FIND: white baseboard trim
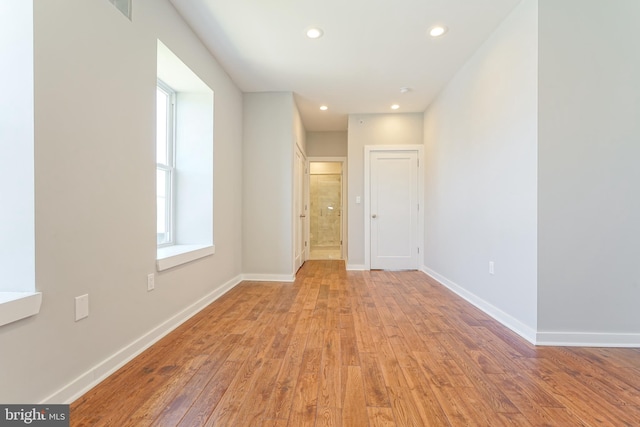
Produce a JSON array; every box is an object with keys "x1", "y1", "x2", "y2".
[
  {"x1": 346, "y1": 264, "x2": 366, "y2": 271},
  {"x1": 421, "y1": 266, "x2": 537, "y2": 344},
  {"x1": 241, "y1": 273, "x2": 295, "y2": 282},
  {"x1": 41, "y1": 274, "x2": 243, "y2": 404},
  {"x1": 422, "y1": 266, "x2": 640, "y2": 348},
  {"x1": 536, "y1": 332, "x2": 640, "y2": 347}
]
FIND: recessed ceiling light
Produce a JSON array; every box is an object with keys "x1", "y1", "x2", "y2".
[
  {"x1": 306, "y1": 28, "x2": 324, "y2": 39},
  {"x1": 391, "y1": 104, "x2": 400, "y2": 110},
  {"x1": 429, "y1": 25, "x2": 448, "y2": 37},
  {"x1": 320, "y1": 105, "x2": 328, "y2": 111}
]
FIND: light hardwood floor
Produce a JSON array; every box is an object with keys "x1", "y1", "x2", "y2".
[{"x1": 71, "y1": 260, "x2": 640, "y2": 426}]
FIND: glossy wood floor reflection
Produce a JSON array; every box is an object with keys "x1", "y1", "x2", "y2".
[{"x1": 71, "y1": 261, "x2": 640, "y2": 426}]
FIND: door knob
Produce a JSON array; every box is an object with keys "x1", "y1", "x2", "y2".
[{"x1": 372, "y1": 214, "x2": 377, "y2": 218}]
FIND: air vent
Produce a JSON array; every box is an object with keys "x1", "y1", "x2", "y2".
[{"x1": 108, "y1": 0, "x2": 131, "y2": 20}]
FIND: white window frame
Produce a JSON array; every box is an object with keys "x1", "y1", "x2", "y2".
[
  {"x1": 155, "y1": 40, "x2": 215, "y2": 271},
  {"x1": 156, "y1": 79, "x2": 176, "y2": 248},
  {"x1": 0, "y1": 0, "x2": 42, "y2": 326}
]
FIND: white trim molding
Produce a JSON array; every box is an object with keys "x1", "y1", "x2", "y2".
[
  {"x1": 422, "y1": 266, "x2": 537, "y2": 344},
  {"x1": 423, "y1": 266, "x2": 640, "y2": 348},
  {"x1": 0, "y1": 292, "x2": 42, "y2": 327},
  {"x1": 157, "y1": 244, "x2": 215, "y2": 271},
  {"x1": 536, "y1": 332, "x2": 640, "y2": 348},
  {"x1": 241, "y1": 274, "x2": 295, "y2": 283},
  {"x1": 346, "y1": 264, "x2": 366, "y2": 271},
  {"x1": 41, "y1": 274, "x2": 242, "y2": 404}
]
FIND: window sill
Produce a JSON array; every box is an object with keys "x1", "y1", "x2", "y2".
[
  {"x1": 0, "y1": 292, "x2": 42, "y2": 327},
  {"x1": 157, "y1": 244, "x2": 215, "y2": 271}
]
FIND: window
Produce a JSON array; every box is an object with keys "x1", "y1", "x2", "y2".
[
  {"x1": 155, "y1": 40, "x2": 215, "y2": 271},
  {"x1": 0, "y1": 0, "x2": 41, "y2": 326},
  {"x1": 156, "y1": 80, "x2": 175, "y2": 247}
]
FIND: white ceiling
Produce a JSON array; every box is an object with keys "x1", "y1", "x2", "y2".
[{"x1": 169, "y1": 0, "x2": 522, "y2": 131}]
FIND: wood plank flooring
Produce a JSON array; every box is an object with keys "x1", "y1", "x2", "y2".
[{"x1": 71, "y1": 260, "x2": 640, "y2": 426}]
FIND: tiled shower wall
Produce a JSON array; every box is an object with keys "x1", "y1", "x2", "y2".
[{"x1": 310, "y1": 174, "x2": 341, "y2": 247}]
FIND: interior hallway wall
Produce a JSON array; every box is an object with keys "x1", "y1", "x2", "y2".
[
  {"x1": 306, "y1": 131, "x2": 347, "y2": 157},
  {"x1": 1, "y1": 0, "x2": 243, "y2": 403},
  {"x1": 422, "y1": 0, "x2": 538, "y2": 337},
  {"x1": 537, "y1": 0, "x2": 640, "y2": 341},
  {"x1": 243, "y1": 92, "x2": 304, "y2": 279}
]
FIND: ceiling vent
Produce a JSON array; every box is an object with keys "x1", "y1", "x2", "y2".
[{"x1": 108, "y1": 0, "x2": 132, "y2": 20}]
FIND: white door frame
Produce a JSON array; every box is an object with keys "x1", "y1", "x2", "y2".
[
  {"x1": 364, "y1": 145, "x2": 424, "y2": 270},
  {"x1": 308, "y1": 157, "x2": 347, "y2": 260}
]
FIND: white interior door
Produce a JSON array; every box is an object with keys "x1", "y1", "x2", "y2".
[
  {"x1": 370, "y1": 150, "x2": 419, "y2": 270},
  {"x1": 294, "y1": 147, "x2": 307, "y2": 272}
]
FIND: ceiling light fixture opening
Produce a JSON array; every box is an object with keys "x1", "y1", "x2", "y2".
[
  {"x1": 391, "y1": 104, "x2": 400, "y2": 110},
  {"x1": 429, "y1": 25, "x2": 448, "y2": 37},
  {"x1": 306, "y1": 28, "x2": 324, "y2": 39},
  {"x1": 320, "y1": 105, "x2": 328, "y2": 111}
]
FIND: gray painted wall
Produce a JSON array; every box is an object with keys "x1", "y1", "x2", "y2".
[
  {"x1": 306, "y1": 131, "x2": 348, "y2": 157},
  {"x1": 538, "y1": 0, "x2": 640, "y2": 335},
  {"x1": 0, "y1": 0, "x2": 243, "y2": 403},
  {"x1": 422, "y1": 0, "x2": 538, "y2": 333},
  {"x1": 242, "y1": 92, "x2": 296, "y2": 277}
]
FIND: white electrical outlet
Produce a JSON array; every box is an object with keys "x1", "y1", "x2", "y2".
[
  {"x1": 147, "y1": 273, "x2": 155, "y2": 291},
  {"x1": 75, "y1": 294, "x2": 89, "y2": 321},
  {"x1": 489, "y1": 261, "x2": 495, "y2": 275}
]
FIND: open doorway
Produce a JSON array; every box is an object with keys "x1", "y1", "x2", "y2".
[{"x1": 309, "y1": 161, "x2": 343, "y2": 260}]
